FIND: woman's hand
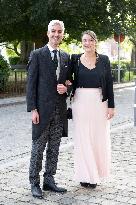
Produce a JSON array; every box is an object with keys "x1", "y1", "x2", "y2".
[
  {"x1": 107, "y1": 108, "x2": 115, "y2": 120},
  {"x1": 32, "y1": 110, "x2": 39, "y2": 124},
  {"x1": 65, "y1": 80, "x2": 72, "y2": 86}
]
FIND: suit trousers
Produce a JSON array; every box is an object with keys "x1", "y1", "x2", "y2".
[{"x1": 29, "y1": 102, "x2": 63, "y2": 185}]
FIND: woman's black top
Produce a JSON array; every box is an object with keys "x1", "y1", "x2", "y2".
[
  {"x1": 69, "y1": 53, "x2": 115, "y2": 108},
  {"x1": 77, "y1": 62, "x2": 101, "y2": 88}
]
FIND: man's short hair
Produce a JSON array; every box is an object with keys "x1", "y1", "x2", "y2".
[{"x1": 48, "y1": 20, "x2": 65, "y2": 33}]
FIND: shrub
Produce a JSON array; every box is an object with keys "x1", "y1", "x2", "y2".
[
  {"x1": 9, "y1": 56, "x2": 20, "y2": 65},
  {"x1": 111, "y1": 60, "x2": 130, "y2": 82},
  {"x1": 0, "y1": 55, "x2": 10, "y2": 92},
  {"x1": 124, "y1": 71, "x2": 135, "y2": 82}
]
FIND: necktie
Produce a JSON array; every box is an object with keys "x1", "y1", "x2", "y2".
[{"x1": 52, "y1": 50, "x2": 58, "y2": 69}]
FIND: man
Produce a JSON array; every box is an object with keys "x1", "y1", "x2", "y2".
[{"x1": 26, "y1": 20, "x2": 70, "y2": 199}]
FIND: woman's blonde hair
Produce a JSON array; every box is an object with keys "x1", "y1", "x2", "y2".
[{"x1": 81, "y1": 30, "x2": 98, "y2": 42}]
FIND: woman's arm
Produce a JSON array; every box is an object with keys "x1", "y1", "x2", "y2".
[{"x1": 105, "y1": 56, "x2": 115, "y2": 108}]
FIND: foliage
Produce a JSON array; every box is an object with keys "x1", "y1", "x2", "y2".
[
  {"x1": 112, "y1": 60, "x2": 130, "y2": 69},
  {"x1": 111, "y1": 60, "x2": 131, "y2": 82},
  {"x1": 123, "y1": 71, "x2": 136, "y2": 82},
  {"x1": 0, "y1": 0, "x2": 135, "y2": 66},
  {"x1": 6, "y1": 48, "x2": 18, "y2": 58},
  {"x1": 0, "y1": 55, "x2": 10, "y2": 91},
  {"x1": 125, "y1": 0, "x2": 136, "y2": 41},
  {"x1": 60, "y1": 40, "x2": 82, "y2": 54},
  {"x1": 3, "y1": 41, "x2": 21, "y2": 57},
  {"x1": 8, "y1": 56, "x2": 20, "y2": 65},
  {"x1": 0, "y1": 0, "x2": 135, "y2": 44}
]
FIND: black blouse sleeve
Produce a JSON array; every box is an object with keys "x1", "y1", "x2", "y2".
[
  {"x1": 67, "y1": 54, "x2": 80, "y2": 97},
  {"x1": 105, "y1": 56, "x2": 115, "y2": 108},
  {"x1": 67, "y1": 54, "x2": 77, "y2": 82}
]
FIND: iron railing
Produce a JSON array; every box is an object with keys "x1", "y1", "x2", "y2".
[
  {"x1": 111, "y1": 67, "x2": 136, "y2": 82},
  {"x1": 0, "y1": 69, "x2": 27, "y2": 98},
  {"x1": 0, "y1": 66, "x2": 136, "y2": 98}
]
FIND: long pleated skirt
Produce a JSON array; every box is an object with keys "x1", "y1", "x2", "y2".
[{"x1": 72, "y1": 88, "x2": 111, "y2": 184}]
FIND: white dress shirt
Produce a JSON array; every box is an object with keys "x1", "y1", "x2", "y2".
[{"x1": 47, "y1": 44, "x2": 60, "y2": 80}]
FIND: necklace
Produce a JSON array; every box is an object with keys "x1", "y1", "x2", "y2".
[{"x1": 83, "y1": 54, "x2": 96, "y2": 68}]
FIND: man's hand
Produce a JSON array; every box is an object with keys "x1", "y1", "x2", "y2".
[
  {"x1": 107, "y1": 108, "x2": 115, "y2": 120},
  {"x1": 32, "y1": 110, "x2": 39, "y2": 124},
  {"x1": 57, "y1": 84, "x2": 67, "y2": 94}
]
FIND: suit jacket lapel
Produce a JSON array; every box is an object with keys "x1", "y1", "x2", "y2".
[
  {"x1": 59, "y1": 50, "x2": 66, "y2": 66},
  {"x1": 41, "y1": 45, "x2": 51, "y2": 60},
  {"x1": 41, "y1": 46, "x2": 67, "y2": 83},
  {"x1": 58, "y1": 50, "x2": 67, "y2": 83},
  {"x1": 41, "y1": 45, "x2": 57, "y2": 81}
]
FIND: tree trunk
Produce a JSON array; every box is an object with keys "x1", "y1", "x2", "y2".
[
  {"x1": 134, "y1": 44, "x2": 136, "y2": 68},
  {"x1": 19, "y1": 41, "x2": 35, "y2": 64},
  {"x1": 131, "y1": 45, "x2": 136, "y2": 68},
  {"x1": 34, "y1": 34, "x2": 48, "y2": 49},
  {"x1": 19, "y1": 35, "x2": 48, "y2": 64}
]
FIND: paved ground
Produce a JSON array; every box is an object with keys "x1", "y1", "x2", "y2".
[{"x1": 0, "y1": 84, "x2": 136, "y2": 205}]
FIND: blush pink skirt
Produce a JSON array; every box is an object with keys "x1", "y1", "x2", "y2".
[{"x1": 72, "y1": 88, "x2": 111, "y2": 184}]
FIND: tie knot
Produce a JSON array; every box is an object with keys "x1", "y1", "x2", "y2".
[{"x1": 52, "y1": 50, "x2": 57, "y2": 54}]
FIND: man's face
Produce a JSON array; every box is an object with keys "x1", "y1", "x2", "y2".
[{"x1": 47, "y1": 24, "x2": 64, "y2": 48}]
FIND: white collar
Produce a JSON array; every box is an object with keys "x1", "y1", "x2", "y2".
[{"x1": 47, "y1": 44, "x2": 59, "y2": 52}]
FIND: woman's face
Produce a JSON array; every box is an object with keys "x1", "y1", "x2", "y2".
[{"x1": 82, "y1": 34, "x2": 96, "y2": 52}]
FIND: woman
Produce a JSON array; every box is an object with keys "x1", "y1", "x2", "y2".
[{"x1": 68, "y1": 30, "x2": 115, "y2": 188}]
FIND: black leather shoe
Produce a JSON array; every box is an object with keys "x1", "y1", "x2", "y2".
[
  {"x1": 80, "y1": 182, "x2": 89, "y2": 187},
  {"x1": 89, "y1": 183, "x2": 97, "y2": 188},
  {"x1": 31, "y1": 184, "x2": 43, "y2": 199},
  {"x1": 43, "y1": 182, "x2": 67, "y2": 193}
]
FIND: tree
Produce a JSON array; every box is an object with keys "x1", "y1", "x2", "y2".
[
  {"x1": 0, "y1": 55, "x2": 10, "y2": 92},
  {"x1": 0, "y1": 0, "x2": 135, "y2": 62},
  {"x1": 1, "y1": 41, "x2": 20, "y2": 56},
  {"x1": 1, "y1": 0, "x2": 135, "y2": 42},
  {"x1": 126, "y1": 0, "x2": 136, "y2": 67}
]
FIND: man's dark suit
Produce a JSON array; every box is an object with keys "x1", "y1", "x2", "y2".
[
  {"x1": 27, "y1": 45, "x2": 69, "y2": 140},
  {"x1": 26, "y1": 45, "x2": 69, "y2": 186}
]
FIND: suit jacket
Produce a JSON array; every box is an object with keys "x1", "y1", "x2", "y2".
[
  {"x1": 69, "y1": 53, "x2": 115, "y2": 108},
  {"x1": 26, "y1": 45, "x2": 70, "y2": 141}
]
